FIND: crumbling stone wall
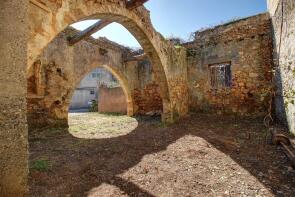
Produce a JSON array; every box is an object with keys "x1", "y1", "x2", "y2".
[
  {"x1": 28, "y1": 0, "x2": 189, "y2": 122},
  {"x1": 268, "y1": 0, "x2": 295, "y2": 134},
  {"x1": 133, "y1": 82, "x2": 163, "y2": 115},
  {"x1": 124, "y1": 49, "x2": 189, "y2": 118},
  {"x1": 0, "y1": 0, "x2": 28, "y2": 196},
  {"x1": 125, "y1": 59, "x2": 163, "y2": 115},
  {"x1": 185, "y1": 13, "x2": 273, "y2": 116}
]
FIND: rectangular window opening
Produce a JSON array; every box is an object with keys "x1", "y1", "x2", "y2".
[{"x1": 209, "y1": 62, "x2": 232, "y2": 90}]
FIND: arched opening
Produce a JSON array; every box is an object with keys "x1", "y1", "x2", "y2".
[
  {"x1": 68, "y1": 66, "x2": 138, "y2": 139},
  {"x1": 26, "y1": 21, "x2": 167, "y2": 129},
  {"x1": 26, "y1": 2, "x2": 187, "y2": 195},
  {"x1": 28, "y1": 1, "x2": 174, "y2": 123},
  {"x1": 27, "y1": 19, "x2": 171, "y2": 128},
  {"x1": 68, "y1": 63, "x2": 135, "y2": 117},
  {"x1": 27, "y1": 15, "x2": 167, "y2": 192}
]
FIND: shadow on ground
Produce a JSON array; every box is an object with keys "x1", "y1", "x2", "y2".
[{"x1": 29, "y1": 114, "x2": 295, "y2": 196}]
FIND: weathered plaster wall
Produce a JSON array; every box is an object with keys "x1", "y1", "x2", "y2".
[
  {"x1": 268, "y1": 0, "x2": 295, "y2": 134},
  {"x1": 185, "y1": 13, "x2": 273, "y2": 116},
  {"x1": 98, "y1": 86, "x2": 127, "y2": 114},
  {"x1": 0, "y1": 0, "x2": 28, "y2": 196}
]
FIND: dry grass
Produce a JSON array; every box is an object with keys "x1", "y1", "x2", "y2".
[{"x1": 68, "y1": 112, "x2": 138, "y2": 139}]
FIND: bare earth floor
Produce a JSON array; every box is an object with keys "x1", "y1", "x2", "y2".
[{"x1": 29, "y1": 113, "x2": 295, "y2": 197}]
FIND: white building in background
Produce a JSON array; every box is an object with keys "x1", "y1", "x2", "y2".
[{"x1": 69, "y1": 68, "x2": 118, "y2": 109}]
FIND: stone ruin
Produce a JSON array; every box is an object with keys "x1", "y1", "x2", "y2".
[
  {"x1": 0, "y1": 0, "x2": 294, "y2": 195},
  {"x1": 27, "y1": 27, "x2": 165, "y2": 128}
]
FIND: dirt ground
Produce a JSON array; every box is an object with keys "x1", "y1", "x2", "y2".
[{"x1": 29, "y1": 113, "x2": 295, "y2": 197}]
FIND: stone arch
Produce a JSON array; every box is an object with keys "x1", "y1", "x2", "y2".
[
  {"x1": 28, "y1": 0, "x2": 176, "y2": 122},
  {"x1": 69, "y1": 62, "x2": 134, "y2": 116},
  {"x1": 27, "y1": 26, "x2": 139, "y2": 128}
]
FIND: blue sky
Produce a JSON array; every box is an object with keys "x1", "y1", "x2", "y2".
[{"x1": 71, "y1": 0, "x2": 267, "y2": 48}]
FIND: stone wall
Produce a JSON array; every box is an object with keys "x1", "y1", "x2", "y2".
[
  {"x1": 124, "y1": 53, "x2": 188, "y2": 117},
  {"x1": 268, "y1": 0, "x2": 295, "y2": 134},
  {"x1": 185, "y1": 13, "x2": 273, "y2": 116},
  {"x1": 98, "y1": 86, "x2": 127, "y2": 114},
  {"x1": 0, "y1": 0, "x2": 28, "y2": 195},
  {"x1": 125, "y1": 59, "x2": 163, "y2": 115},
  {"x1": 133, "y1": 82, "x2": 162, "y2": 115}
]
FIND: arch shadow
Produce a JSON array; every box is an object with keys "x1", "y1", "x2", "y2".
[{"x1": 29, "y1": 114, "x2": 295, "y2": 196}]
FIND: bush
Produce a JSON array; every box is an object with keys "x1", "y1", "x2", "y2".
[{"x1": 89, "y1": 100, "x2": 98, "y2": 112}]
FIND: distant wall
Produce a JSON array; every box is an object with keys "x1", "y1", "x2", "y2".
[
  {"x1": 70, "y1": 88, "x2": 97, "y2": 109},
  {"x1": 185, "y1": 13, "x2": 273, "y2": 116},
  {"x1": 70, "y1": 67, "x2": 118, "y2": 109},
  {"x1": 268, "y1": 0, "x2": 295, "y2": 134},
  {"x1": 98, "y1": 86, "x2": 127, "y2": 114}
]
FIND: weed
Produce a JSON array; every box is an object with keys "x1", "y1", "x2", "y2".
[{"x1": 31, "y1": 159, "x2": 50, "y2": 172}]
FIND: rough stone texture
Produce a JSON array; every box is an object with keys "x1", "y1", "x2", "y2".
[
  {"x1": 168, "y1": 47, "x2": 190, "y2": 118},
  {"x1": 125, "y1": 59, "x2": 163, "y2": 115},
  {"x1": 27, "y1": 28, "x2": 134, "y2": 128},
  {"x1": 185, "y1": 13, "x2": 273, "y2": 116},
  {"x1": 2, "y1": 1, "x2": 292, "y2": 195},
  {"x1": 98, "y1": 86, "x2": 127, "y2": 114},
  {"x1": 133, "y1": 82, "x2": 162, "y2": 115},
  {"x1": 125, "y1": 47, "x2": 189, "y2": 118},
  {"x1": 268, "y1": 0, "x2": 295, "y2": 134},
  {"x1": 0, "y1": 0, "x2": 28, "y2": 196},
  {"x1": 28, "y1": 0, "x2": 189, "y2": 123}
]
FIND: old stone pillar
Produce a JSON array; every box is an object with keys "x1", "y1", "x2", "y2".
[{"x1": 0, "y1": 0, "x2": 28, "y2": 196}]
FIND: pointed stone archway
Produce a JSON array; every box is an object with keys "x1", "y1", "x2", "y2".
[
  {"x1": 68, "y1": 62, "x2": 135, "y2": 122},
  {"x1": 27, "y1": 27, "x2": 136, "y2": 128},
  {"x1": 28, "y1": 0, "x2": 183, "y2": 122},
  {"x1": 0, "y1": 1, "x2": 189, "y2": 195}
]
